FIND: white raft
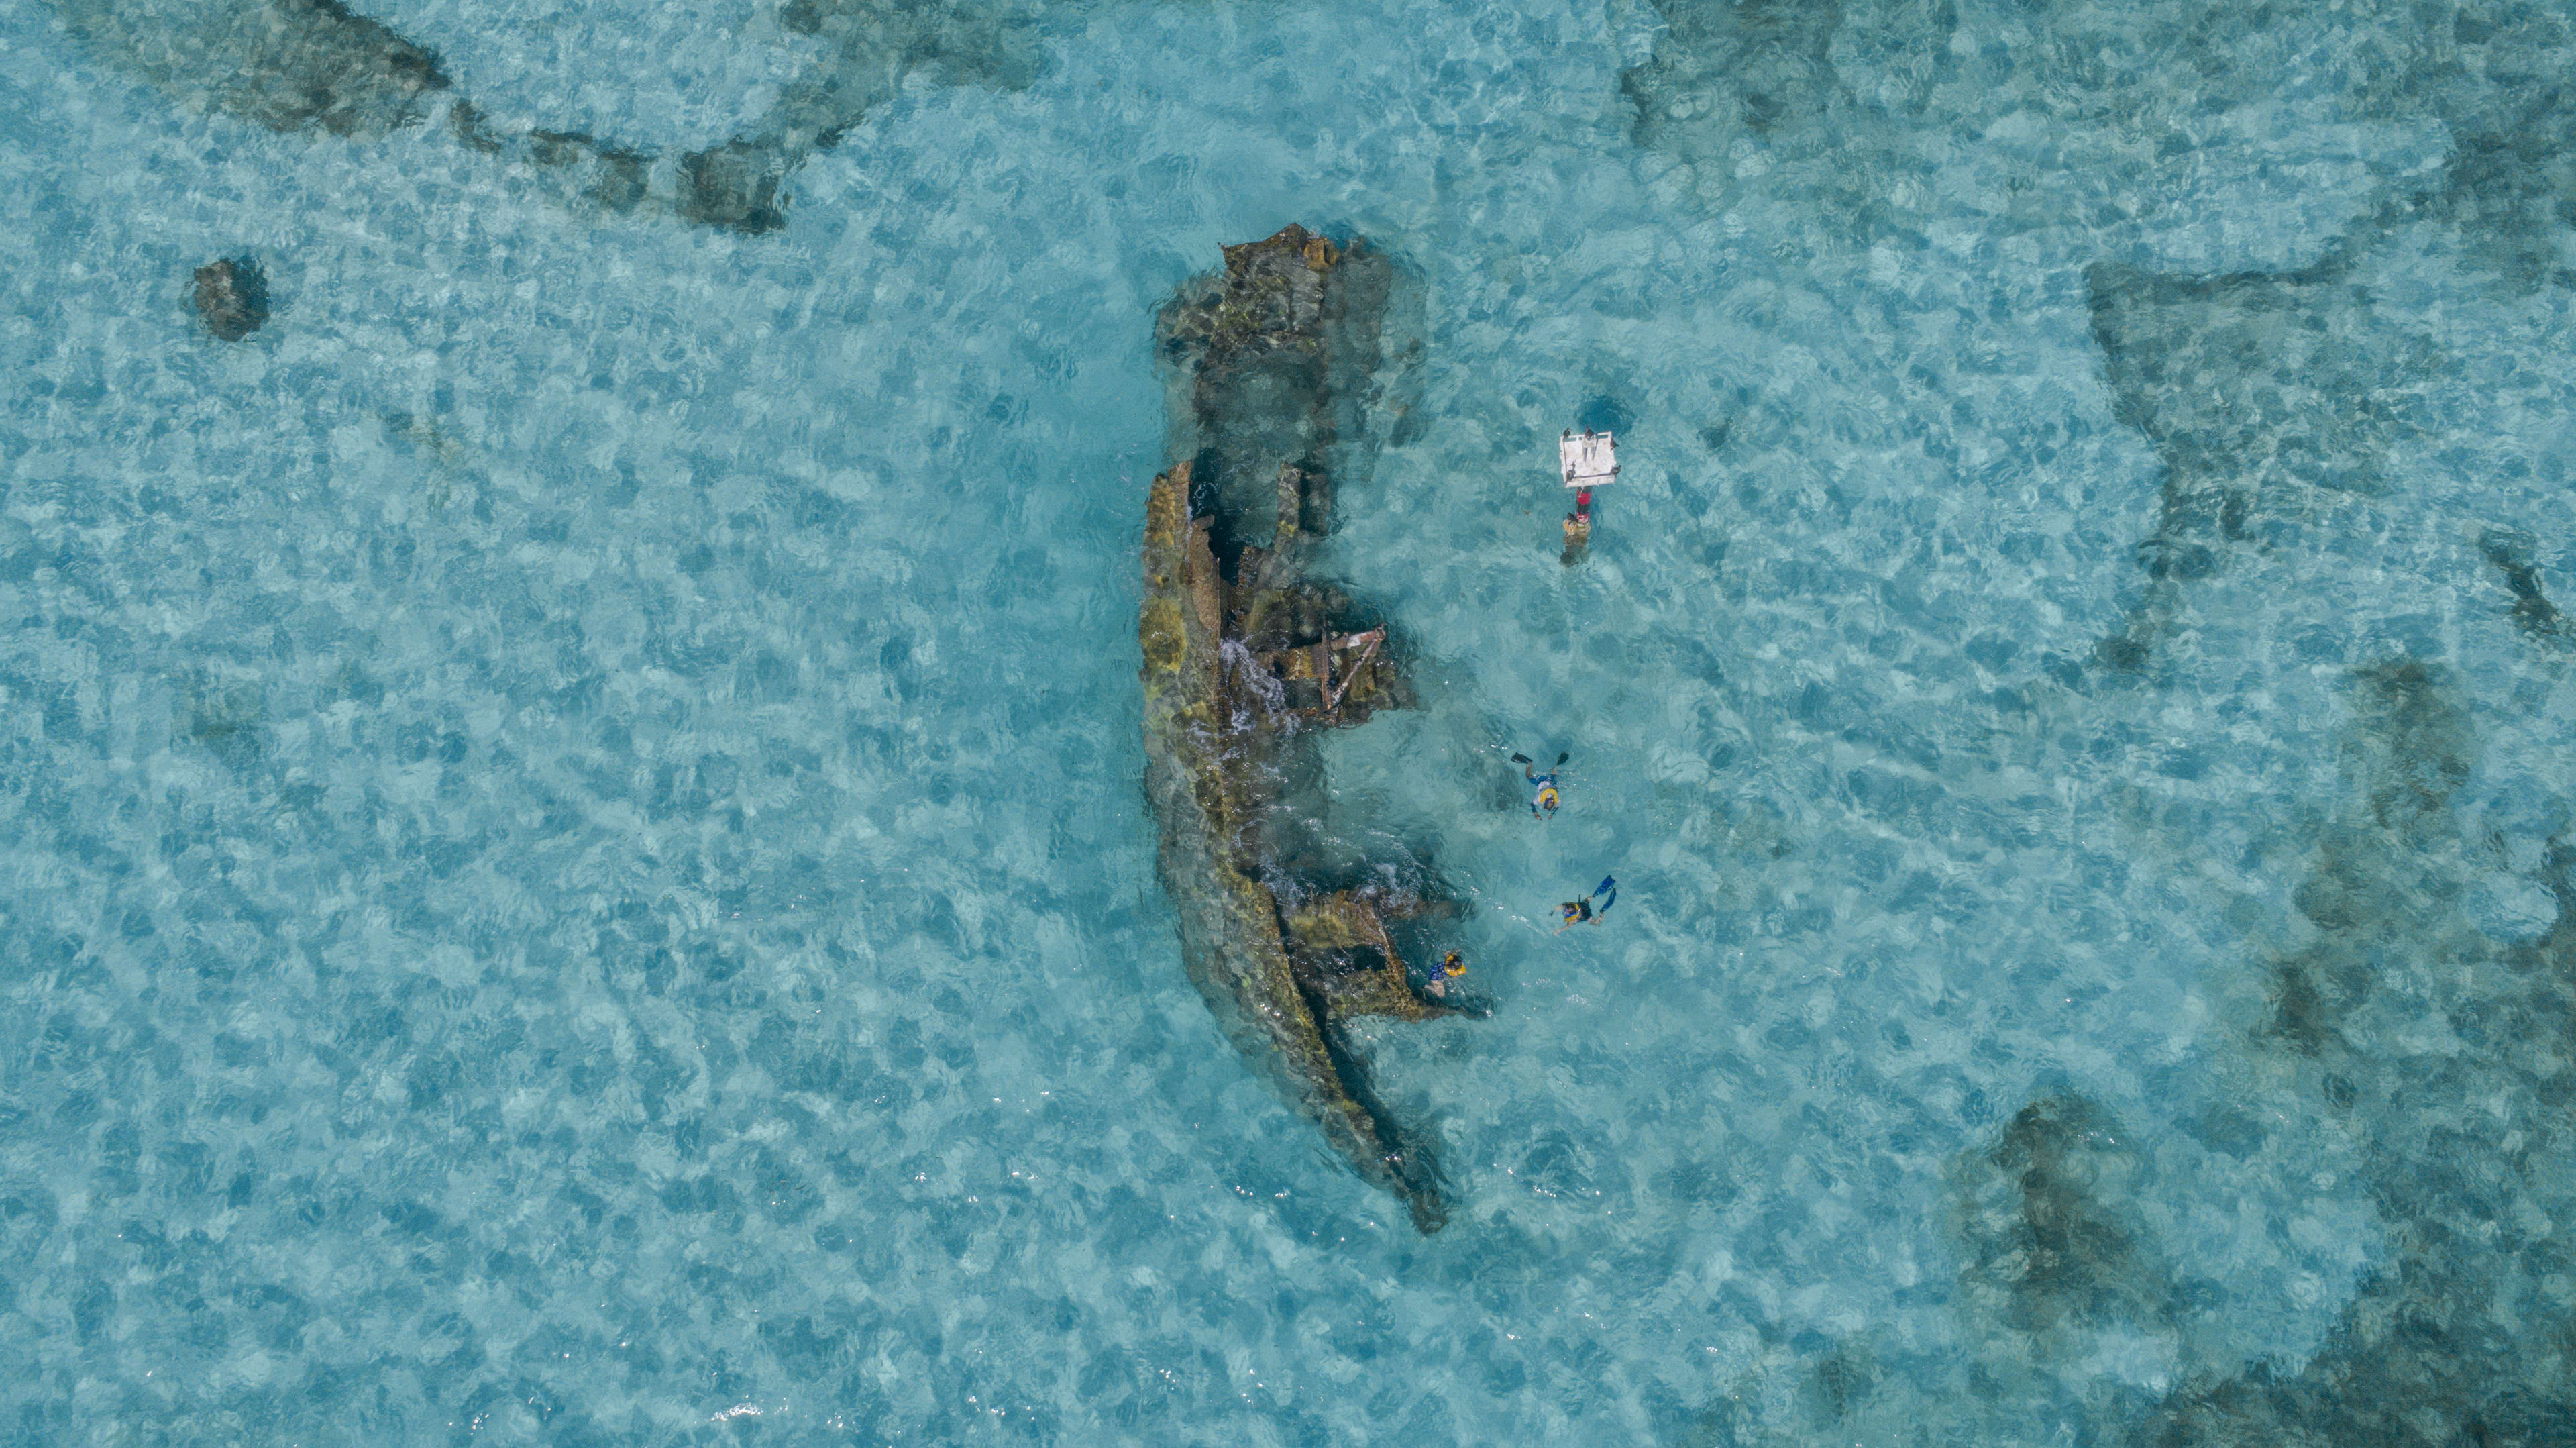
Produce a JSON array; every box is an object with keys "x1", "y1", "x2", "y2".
[{"x1": 1559, "y1": 428, "x2": 1619, "y2": 488}]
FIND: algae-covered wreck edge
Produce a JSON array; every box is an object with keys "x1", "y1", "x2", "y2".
[{"x1": 1138, "y1": 226, "x2": 1465, "y2": 1234}]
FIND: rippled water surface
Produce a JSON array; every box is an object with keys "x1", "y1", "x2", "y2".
[{"x1": 7, "y1": 0, "x2": 2576, "y2": 1441}]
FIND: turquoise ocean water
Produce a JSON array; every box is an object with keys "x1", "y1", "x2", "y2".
[{"x1": 7, "y1": 0, "x2": 2576, "y2": 1441}]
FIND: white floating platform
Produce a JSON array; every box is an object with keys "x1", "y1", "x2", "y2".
[{"x1": 1560, "y1": 429, "x2": 1618, "y2": 488}]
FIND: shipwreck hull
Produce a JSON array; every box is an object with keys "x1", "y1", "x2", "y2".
[{"x1": 1138, "y1": 226, "x2": 1458, "y2": 1233}]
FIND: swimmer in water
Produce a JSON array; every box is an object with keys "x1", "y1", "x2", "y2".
[
  {"x1": 1513, "y1": 751, "x2": 1570, "y2": 819},
  {"x1": 1554, "y1": 876, "x2": 1617, "y2": 934},
  {"x1": 1425, "y1": 950, "x2": 1467, "y2": 998}
]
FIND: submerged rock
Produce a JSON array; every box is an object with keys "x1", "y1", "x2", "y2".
[
  {"x1": 191, "y1": 258, "x2": 269, "y2": 341},
  {"x1": 1140, "y1": 225, "x2": 1463, "y2": 1232}
]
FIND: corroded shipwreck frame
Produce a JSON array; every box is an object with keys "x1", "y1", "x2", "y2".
[{"x1": 1139, "y1": 225, "x2": 1462, "y2": 1233}]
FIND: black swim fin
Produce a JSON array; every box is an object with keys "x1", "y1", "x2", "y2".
[
  {"x1": 1556, "y1": 752, "x2": 1569, "y2": 766},
  {"x1": 1511, "y1": 753, "x2": 1532, "y2": 765}
]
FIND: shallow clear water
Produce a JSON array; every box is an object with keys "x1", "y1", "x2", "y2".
[{"x1": 7, "y1": 0, "x2": 2576, "y2": 1441}]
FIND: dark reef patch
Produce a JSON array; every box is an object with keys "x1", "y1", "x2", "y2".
[
  {"x1": 50, "y1": 0, "x2": 1045, "y2": 233},
  {"x1": 1613, "y1": 0, "x2": 1960, "y2": 247},
  {"x1": 448, "y1": 102, "x2": 654, "y2": 217},
  {"x1": 675, "y1": 0, "x2": 1044, "y2": 235},
  {"x1": 52, "y1": 0, "x2": 448, "y2": 140},
  {"x1": 677, "y1": 140, "x2": 794, "y2": 236},
  {"x1": 1625, "y1": 1, "x2": 2576, "y2": 678},
  {"x1": 2263, "y1": 661, "x2": 2470, "y2": 1055},
  {"x1": 191, "y1": 258, "x2": 270, "y2": 341},
  {"x1": 2083, "y1": 262, "x2": 2432, "y2": 672},
  {"x1": 1617, "y1": 0, "x2": 2330, "y2": 245},
  {"x1": 2477, "y1": 529, "x2": 2574, "y2": 649},
  {"x1": 1623, "y1": 0, "x2": 2576, "y2": 278},
  {"x1": 1620, "y1": 0, "x2": 1845, "y2": 178},
  {"x1": 2131, "y1": 660, "x2": 2576, "y2": 1447},
  {"x1": 1811, "y1": 1336, "x2": 1881, "y2": 1423},
  {"x1": 1951, "y1": 1094, "x2": 2171, "y2": 1341},
  {"x1": 2070, "y1": 2, "x2": 2576, "y2": 669},
  {"x1": 179, "y1": 676, "x2": 267, "y2": 776},
  {"x1": 2351, "y1": 4, "x2": 2576, "y2": 296}
]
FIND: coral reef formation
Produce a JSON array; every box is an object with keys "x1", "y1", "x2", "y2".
[{"x1": 1138, "y1": 225, "x2": 1461, "y2": 1232}]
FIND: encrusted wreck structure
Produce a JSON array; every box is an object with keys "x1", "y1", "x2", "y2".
[{"x1": 1139, "y1": 225, "x2": 1464, "y2": 1233}]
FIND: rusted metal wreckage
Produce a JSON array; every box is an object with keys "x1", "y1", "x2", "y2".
[{"x1": 1138, "y1": 225, "x2": 1465, "y2": 1233}]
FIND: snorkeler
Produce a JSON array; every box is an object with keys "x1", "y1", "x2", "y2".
[
  {"x1": 1425, "y1": 951, "x2": 1467, "y2": 998},
  {"x1": 1554, "y1": 876, "x2": 1617, "y2": 933},
  {"x1": 1513, "y1": 751, "x2": 1569, "y2": 818}
]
